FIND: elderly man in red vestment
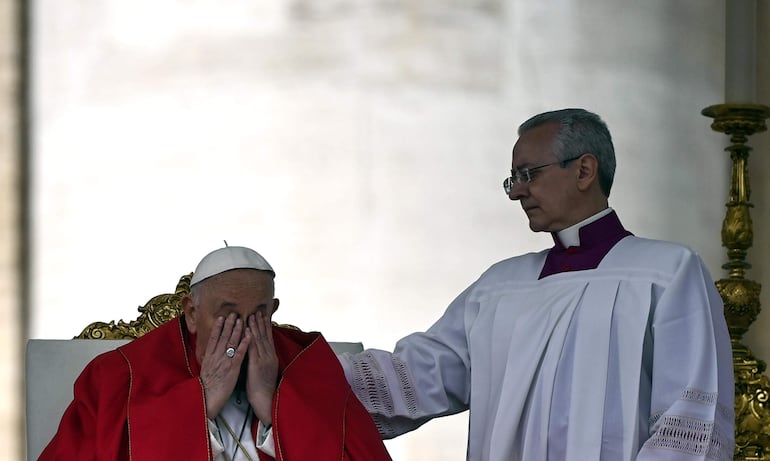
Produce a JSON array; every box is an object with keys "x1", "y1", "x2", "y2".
[{"x1": 40, "y1": 245, "x2": 391, "y2": 461}]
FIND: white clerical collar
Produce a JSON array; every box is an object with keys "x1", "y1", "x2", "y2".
[{"x1": 556, "y1": 207, "x2": 613, "y2": 248}]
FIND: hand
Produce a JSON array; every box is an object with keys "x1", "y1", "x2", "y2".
[
  {"x1": 199, "y1": 313, "x2": 250, "y2": 419},
  {"x1": 246, "y1": 312, "x2": 279, "y2": 426}
]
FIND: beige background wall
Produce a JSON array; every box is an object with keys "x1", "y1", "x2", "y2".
[
  {"x1": 0, "y1": 0, "x2": 21, "y2": 459},
  {"x1": 1, "y1": 1, "x2": 770, "y2": 460}
]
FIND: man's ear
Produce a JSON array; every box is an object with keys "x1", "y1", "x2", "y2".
[
  {"x1": 272, "y1": 298, "x2": 280, "y2": 315},
  {"x1": 182, "y1": 295, "x2": 198, "y2": 334},
  {"x1": 576, "y1": 153, "x2": 599, "y2": 192}
]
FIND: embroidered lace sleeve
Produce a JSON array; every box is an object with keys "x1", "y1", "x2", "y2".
[
  {"x1": 339, "y1": 284, "x2": 474, "y2": 439},
  {"x1": 636, "y1": 252, "x2": 734, "y2": 460}
]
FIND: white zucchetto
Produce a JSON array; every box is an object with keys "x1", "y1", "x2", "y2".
[{"x1": 190, "y1": 246, "x2": 275, "y2": 286}]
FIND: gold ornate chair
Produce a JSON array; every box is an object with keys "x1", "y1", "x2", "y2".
[
  {"x1": 74, "y1": 273, "x2": 194, "y2": 340},
  {"x1": 25, "y1": 273, "x2": 363, "y2": 461}
]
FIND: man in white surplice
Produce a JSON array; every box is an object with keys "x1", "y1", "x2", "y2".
[{"x1": 338, "y1": 108, "x2": 734, "y2": 460}]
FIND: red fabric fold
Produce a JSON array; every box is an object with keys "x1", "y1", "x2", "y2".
[{"x1": 39, "y1": 317, "x2": 390, "y2": 461}]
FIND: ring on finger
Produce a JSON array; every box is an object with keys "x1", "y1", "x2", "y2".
[{"x1": 225, "y1": 347, "x2": 236, "y2": 358}]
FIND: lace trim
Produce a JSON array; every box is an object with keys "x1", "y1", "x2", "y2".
[
  {"x1": 706, "y1": 426, "x2": 732, "y2": 461},
  {"x1": 348, "y1": 352, "x2": 394, "y2": 417},
  {"x1": 681, "y1": 388, "x2": 718, "y2": 406},
  {"x1": 348, "y1": 351, "x2": 423, "y2": 437},
  {"x1": 646, "y1": 415, "x2": 730, "y2": 461},
  {"x1": 649, "y1": 387, "x2": 719, "y2": 426},
  {"x1": 649, "y1": 410, "x2": 664, "y2": 427},
  {"x1": 391, "y1": 355, "x2": 419, "y2": 417}
]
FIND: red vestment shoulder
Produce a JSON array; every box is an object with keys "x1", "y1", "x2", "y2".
[
  {"x1": 268, "y1": 327, "x2": 391, "y2": 461},
  {"x1": 40, "y1": 318, "x2": 390, "y2": 461},
  {"x1": 39, "y1": 318, "x2": 209, "y2": 461}
]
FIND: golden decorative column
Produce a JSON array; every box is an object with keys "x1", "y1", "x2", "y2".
[{"x1": 702, "y1": 103, "x2": 770, "y2": 461}]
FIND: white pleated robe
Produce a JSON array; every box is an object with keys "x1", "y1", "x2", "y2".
[{"x1": 340, "y1": 236, "x2": 734, "y2": 461}]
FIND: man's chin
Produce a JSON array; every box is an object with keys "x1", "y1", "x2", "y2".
[
  {"x1": 524, "y1": 208, "x2": 546, "y2": 232},
  {"x1": 528, "y1": 220, "x2": 546, "y2": 232}
]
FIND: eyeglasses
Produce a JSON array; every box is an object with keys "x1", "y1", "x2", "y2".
[{"x1": 503, "y1": 156, "x2": 582, "y2": 195}]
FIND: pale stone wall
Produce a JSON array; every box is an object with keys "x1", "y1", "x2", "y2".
[
  {"x1": 4, "y1": 1, "x2": 769, "y2": 460},
  {"x1": 0, "y1": 0, "x2": 21, "y2": 458},
  {"x1": 24, "y1": 2, "x2": 729, "y2": 459}
]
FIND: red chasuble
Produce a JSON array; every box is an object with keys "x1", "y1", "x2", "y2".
[{"x1": 39, "y1": 317, "x2": 391, "y2": 461}]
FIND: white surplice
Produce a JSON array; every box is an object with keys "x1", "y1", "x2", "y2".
[{"x1": 340, "y1": 236, "x2": 734, "y2": 461}]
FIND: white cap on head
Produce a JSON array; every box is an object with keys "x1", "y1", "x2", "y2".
[{"x1": 190, "y1": 246, "x2": 275, "y2": 286}]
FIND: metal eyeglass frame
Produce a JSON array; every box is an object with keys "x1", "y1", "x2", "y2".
[{"x1": 503, "y1": 156, "x2": 582, "y2": 195}]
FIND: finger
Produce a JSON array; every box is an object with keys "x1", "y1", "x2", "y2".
[
  {"x1": 261, "y1": 311, "x2": 274, "y2": 344},
  {"x1": 247, "y1": 314, "x2": 260, "y2": 357},
  {"x1": 204, "y1": 316, "x2": 225, "y2": 357},
  {"x1": 220, "y1": 313, "x2": 245, "y2": 360},
  {"x1": 250, "y1": 311, "x2": 266, "y2": 342},
  {"x1": 241, "y1": 326, "x2": 252, "y2": 351},
  {"x1": 228, "y1": 316, "x2": 244, "y2": 349},
  {"x1": 242, "y1": 326, "x2": 257, "y2": 364},
  {"x1": 221, "y1": 316, "x2": 251, "y2": 362},
  {"x1": 233, "y1": 318, "x2": 250, "y2": 357},
  {"x1": 257, "y1": 312, "x2": 273, "y2": 346},
  {"x1": 225, "y1": 327, "x2": 251, "y2": 369},
  {"x1": 253, "y1": 312, "x2": 274, "y2": 357},
  {"x1": 219, "y1": 312, "x2": 238, "y2": 350}
]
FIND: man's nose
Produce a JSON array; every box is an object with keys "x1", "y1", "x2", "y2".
[{"x1": 508, "y1": 182, "x2": 528, "y2": 201}]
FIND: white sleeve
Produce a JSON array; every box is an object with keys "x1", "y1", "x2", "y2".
[
  {"x1": 255, "y1": 421, "x2": 276, "y2": 458},
  {"x1": 207, "y1": 419, "x2": 226, "y2": 460},
  {"x1": 339, "y1": 283, "x2": 475, "y2": 438},
  {"x1": 636, "y1": 253, "x2": 734, "y2": 460}
]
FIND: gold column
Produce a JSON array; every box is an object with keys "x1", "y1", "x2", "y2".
[{"x1": 702, "y1": 103, "x2": 770, "y2": 460}]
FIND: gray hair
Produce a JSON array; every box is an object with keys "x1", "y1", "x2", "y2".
[
  {"x1": 518, "y1": 108, "x2": 616, "y2": 197},
  {"x1": 189, "y1": 282, "x2": 205, "y2": 306}
]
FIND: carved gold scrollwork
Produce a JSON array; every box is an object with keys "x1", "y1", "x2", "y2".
[
  {"x1": 722, "y1": 206, "x2": 753, "y2": 253},
  {"x1": 75, "y1": 274, "x2": 192, "y2": 339},
  {"x1": 703, "y1": 103, "x2": 770, "y2": 460},
  {"x1": 733, "y1": 345, "x2": 770, "y2": 460},
  {"x1": 718, "y1": 279, "x2": 762, "y2": 340}
]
